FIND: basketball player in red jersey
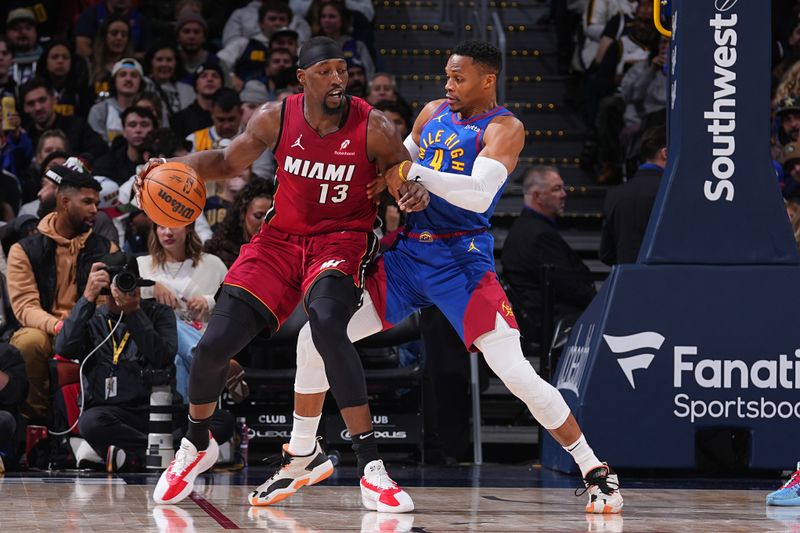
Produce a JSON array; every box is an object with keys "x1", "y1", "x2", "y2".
[{"x1": 137, "y1": 37, "x2": 427, "y2": 510}]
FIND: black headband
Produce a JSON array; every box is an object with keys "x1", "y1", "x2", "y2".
[
  {"x1": 45, "y1": 165, "x2": 101, "y2": 191},
  {"x1": 298, "y1": 37, "x2": 345, "y2": 69}
]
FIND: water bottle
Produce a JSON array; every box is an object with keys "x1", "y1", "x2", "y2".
[
  {"x1": 236, "y1": 417, "x2": 249, "y2": 468},
  {"x1": 1, "y1": 95, "x2": 15, "y2": 131}
]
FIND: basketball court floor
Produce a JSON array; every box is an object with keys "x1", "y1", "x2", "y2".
[{"x1": 0, "y1": 464, "x2": 792, "y2": 532}]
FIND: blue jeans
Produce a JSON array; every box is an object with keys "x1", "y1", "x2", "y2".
[{"x1": 175, "y1": 320, "x2": 203, "y2": 403}]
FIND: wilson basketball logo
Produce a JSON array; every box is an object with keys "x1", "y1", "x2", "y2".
[{"x1": 157, "y1": 188, "x2": 196, "y2": 220}]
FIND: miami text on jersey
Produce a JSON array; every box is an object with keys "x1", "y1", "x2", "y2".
[{"x1": 284, "y1": 155, "x2": 357, "y2": 182}]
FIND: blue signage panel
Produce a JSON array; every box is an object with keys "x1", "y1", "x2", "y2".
[
  {"x1": 543, "y1": 265, "x2": 800, "y2": 472},
  {"x1": 639, "y1": 0, "x2": 799, "y2": 264}
]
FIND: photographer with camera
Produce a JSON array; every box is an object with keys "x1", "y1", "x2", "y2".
[{"x1": 54, "y1": 252, "x2": 177, "y2": 471}]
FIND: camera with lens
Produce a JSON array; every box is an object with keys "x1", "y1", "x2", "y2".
[
  {"x1": 100, "y1": 263, "x2": 153, "y2": 294},
  {"x1": 143, "y1": 367, "x2": 175, "y2": 470},
  {"x1": 140, "y1": 367, "x2": 174, "y2": 387}
]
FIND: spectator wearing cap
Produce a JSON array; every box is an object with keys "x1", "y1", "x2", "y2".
[
  {"x1": 219, "y1": 2, "x2": 304, "y2": 85},
  {"x1": 88, "y1": 58, "x2": 145, "y2": 145},
  {"x1": 94, "y1": 106, "x2": 156, "y2": 185},
  {"x1": 345, "y1": 56, "x2": 366, "y2": 97},
  {"x1": 242, "y1": 47, "x2": 296, "y2": 101},
  {"x1": 775, "y1": 96, "x2": 800, "y2": 147},
  {"x1": 174, "y1": 11, "x2": 220, "y2": 83},
  {"x1": 270, "y1": 27, "x2": 300, "y2": 59},
  {"x1": 20, "y1": 78, "x2": 107, "y2": 161},
  {"x1": 170, "y1": 62, "x2": 223, "y2": 138},
  {"x1": 221, "y1": 0, "x2": 310, "y2": 49},
  {"x1": 144, "y1": 42, "x2": 196, "y2": 115},
  {"x1": 7, "y1": 163, "x2": 117, "y2": 422},
  {"x1": 75, "y1": 0, "x2": 153, "y2": 60},
  {"x1": 5, "y1": 8, "x2": 42, "y2": 86},
  {"x1": 0, "y1": 37, "x2": 15, "y2": 98},
  {"x1": 240, "y1": 81, "x2": 269, "y2": 127}
]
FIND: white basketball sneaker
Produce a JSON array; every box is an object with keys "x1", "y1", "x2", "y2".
[
  {"x1": 153, "y1": 436, "x2": 219, "y2": 504},
  {"x1": 580, "y1": 463, "x2": 623, "y2": 514},
  {"x1": 248, "y1": 441, "x2": 334, "y2": 506},
  {"x1": 360, "y1": 460, "x2": 414, "y2": 513}
]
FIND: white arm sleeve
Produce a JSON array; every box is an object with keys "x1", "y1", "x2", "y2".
[
  {"x1": 403, "y1": 134, "x2": 420, "y2": 161},
  {"x1": 409, "y1": 156, "x2": 508, "y2": 213}
]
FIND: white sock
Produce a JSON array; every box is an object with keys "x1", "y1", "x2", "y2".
[
  {"x1": 563, "y1": 434, "x2": 601, "y2": 477},
  {"x1": 287, "y1": 412, "x2": 321, "y2": 456}
]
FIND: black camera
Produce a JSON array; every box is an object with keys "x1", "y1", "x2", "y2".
[
  {"x1": 141, "y1": 367, "x2": 174, "y2": 387},
  {"x1": 101, "y1": 264, "x2": 153, "y2": 294}
]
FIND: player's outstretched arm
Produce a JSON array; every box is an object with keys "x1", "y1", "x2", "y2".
[
  {"x1": 396, "y1": 114, "x2": 525, "y2": 213},
  {"x1": 368, "y1": 109, "x2": 429, "y2": 213},
  {"x1": 135, "y1": 102, "x2": 282, "y2": 195}
]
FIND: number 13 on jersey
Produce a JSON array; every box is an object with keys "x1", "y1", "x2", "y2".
[{"x1": 319, "y1": 183, "x2": 349, "y2": 204}]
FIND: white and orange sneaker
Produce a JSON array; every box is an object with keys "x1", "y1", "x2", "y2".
[
  {"x1": 579, "y1": 463, "x2": 623, "y2": 514},
  {"x1": 153, "y1": 437, "x2": 219, "y2": 504},
  {"x1": 360, "y1": 460, "x2": 414, "y2": 513},
  {"x1": 248, "y1": 441, "x2": 334, "y2": 506}
]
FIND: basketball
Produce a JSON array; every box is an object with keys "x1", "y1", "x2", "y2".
[{"x1": 140, "y1": 162, "x2": 206, "y2": 228}]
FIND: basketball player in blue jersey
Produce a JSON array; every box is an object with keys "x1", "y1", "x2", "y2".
[{"x1": 259, "y1": 40, "x2": 624, "y2": 514}]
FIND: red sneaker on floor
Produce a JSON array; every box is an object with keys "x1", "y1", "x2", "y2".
[
  {"x1": 153, "y1": 436, "x2": 218, "y2": 504},
  {"x1": 360, "y1": 460, "x2": 414, "y2": 513}
]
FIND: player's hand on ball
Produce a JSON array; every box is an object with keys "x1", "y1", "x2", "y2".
[
  {"x1": 134, "y1": 157, "x2": 167, "y2": 205},
  {"x1": 397, "y1": 181, "x2": 429, "y2": 213}
]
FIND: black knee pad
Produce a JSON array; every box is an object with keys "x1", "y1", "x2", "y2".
[
  {"x1": 188, "y1": 289, "x2": 269, "y2": 405},
  {"x1": 306, "y1": 275, "x2": 368, "y2": 409}
]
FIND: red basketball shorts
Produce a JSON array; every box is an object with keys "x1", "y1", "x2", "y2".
[{"x1": 223, "y1": 224, "x2": 378, "y2": 328}]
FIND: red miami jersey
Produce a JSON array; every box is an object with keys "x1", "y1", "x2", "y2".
[{"x1": 268, "y1": 93, "x2": 378, "y2": 235}]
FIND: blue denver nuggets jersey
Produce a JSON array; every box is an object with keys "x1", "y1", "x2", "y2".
[{"x1": 406, "y1": 101, "x2": 515, "y2": 232}]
